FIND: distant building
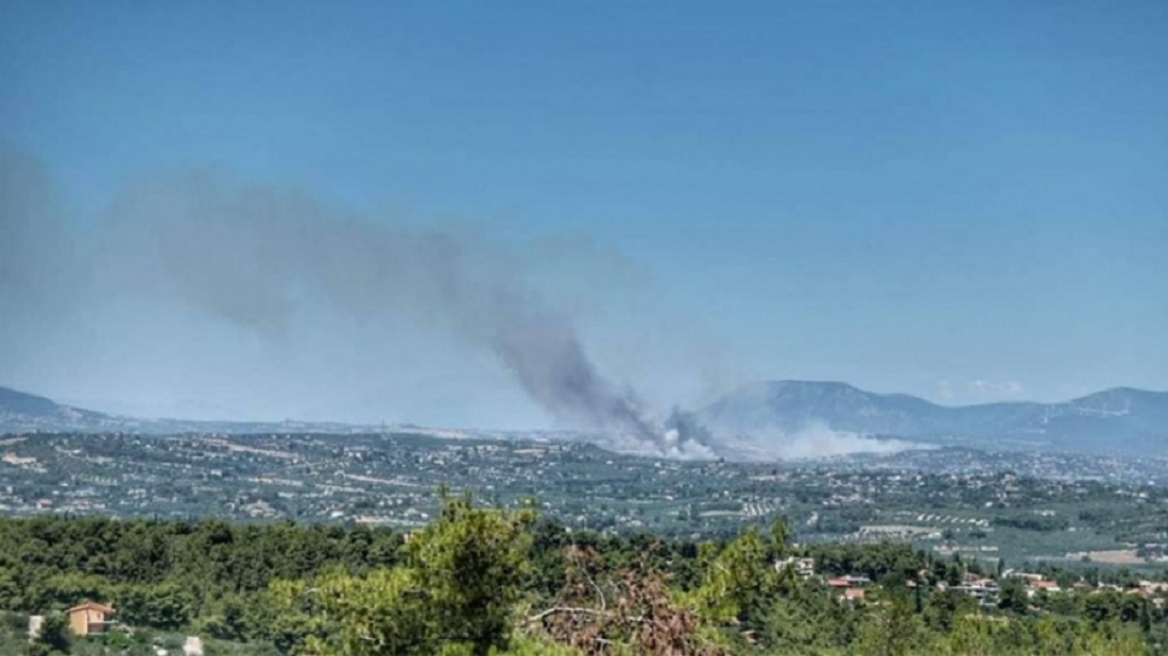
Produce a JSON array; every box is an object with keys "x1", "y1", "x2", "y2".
[
  {"x1": 776, "y1": 556, "x2": 815, "y2": 579},
  {"x1": 1139, "y1": 580, "x2": 1168, "y2": 595},
  {"x1": 184, "y1": 636, "x2": 205, "y2": 656},
  {"x1": 1028, "y1": 579, "x2": 1061, "y2": 596},
  {"x1": 951, "y1": 579, "x2": 999, "y2": 605},
  {"x1": 1002, "y1": 569, "x2": 1043, "y2": 582},
  {"x1": 827, "y1": 574, "x2": 871, "y2": 604},
  {"x1": 67, "y1": 602, "x2": 116, "y2": 636}
]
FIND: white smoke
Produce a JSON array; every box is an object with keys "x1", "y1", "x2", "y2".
[{"x1": 713, "y1": 420, "x2": 924, "y2": 461}]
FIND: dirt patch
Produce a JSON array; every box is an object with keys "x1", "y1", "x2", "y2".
[{"x1": 1085, "y1": 549, "x2": 1145, "y2": 565}]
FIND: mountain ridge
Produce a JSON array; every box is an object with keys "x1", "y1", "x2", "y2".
[
  {"x1": 0, "y1": 385, "x2": 371, "y2": 435},
  {"x1": 698, "y1": 380, "x2": 1168, "y2": 455},
  {"x1": 4, "y1": 381, "x2": 1166, "y2": 456}
]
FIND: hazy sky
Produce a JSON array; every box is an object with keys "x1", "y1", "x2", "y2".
[{"x1": 1, "y1": 1, "x2": 1165, "y2": 426}]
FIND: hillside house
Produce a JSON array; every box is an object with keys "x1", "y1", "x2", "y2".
[
  {"x1": 776, "y1": 556, "x2": 815, "y2": 579},
  {"x1": 950, "y1": 579, "x2": 999, "y2": 605},
  {"x1": 827, "y1": 575, "x2": 871, "y2": 603},
  {"x1": 67, "y1": 602, "x2": 115, "y2": 636},
  {"x1": 1027, "y1": 579, "x2": 1061, "y2": 597}
]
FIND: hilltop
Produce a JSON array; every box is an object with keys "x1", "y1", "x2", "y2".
[{"x1": 0, "y1": 385, "x2": 123, "y2": 433}]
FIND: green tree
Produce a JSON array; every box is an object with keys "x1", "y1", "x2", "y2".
[
  {"x1": 273, "y1": 494, "x2": 535, "y2": 656},
  {"x1": 688, "y1": 521, "x2": 789, "y2": 632},
  {"x1": 116, "y1": 581, "x2": 192, "y2": 630},
  {"x1": 998, "y1": 578, "x2": 1029, "y2": 614},
  {"x1": 855, "y1": 590, "x2": 922, "y2": 656},
  {"x1": 26, "y1": 613, "x2": 71, "y2": 656}
]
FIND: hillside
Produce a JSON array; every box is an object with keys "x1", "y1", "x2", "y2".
[
  {"x1": 699, "y1": 381, "x2": 1168, "y2": 455},
  {"x1": 0, "y1": 385, "x2": 373, "y2": 435},
  {"x1": 0, "y1": 385, "x2": 122, "y2": 433}
]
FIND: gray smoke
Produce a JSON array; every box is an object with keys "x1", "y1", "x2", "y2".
[
  {"x1": 0, "y1": 145, "x2": 83, "y2": 379},
  {"x1": 0, "y1": 141, "x2": 727, "y2": 454},
  {"x1": 0, "y1": 146, "x2": 70, "y2": 311},
  {"x1": 111, "y1": 171, "x2": 675, "y2": 444},
  {"x1": 0, "y1": 150, "x2": 717, "y2": 453}
]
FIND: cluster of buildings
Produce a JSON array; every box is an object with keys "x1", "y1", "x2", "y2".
[
  {"x1": 772, "y1": 557, "x2": 1168, "y2": 609},
  {"x1": 775, "y1": 557, "x2": 873, "y2": 601}
]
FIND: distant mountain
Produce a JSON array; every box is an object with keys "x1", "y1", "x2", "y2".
[
  {"x1": 0, "y1": 385, "x2": 372, "y2": 435},
  {"x1": 6, "y1": 380, "x2": 1167, "y2": 457},
  {"x1": 0, "y1": 386, "x2": 59, "y2": 416},
  {"x1": 698, "y1": 381, "x2": 1168, "y2": 455},
  {"x1": 0, "y1": 385, "x2": 123, "y2": 433}
]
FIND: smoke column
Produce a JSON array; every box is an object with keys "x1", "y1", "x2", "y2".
[{"x1": 100, "y1": 170, "x2": 686, "y2": 450}]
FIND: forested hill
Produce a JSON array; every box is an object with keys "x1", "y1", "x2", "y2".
[
  {"x1": 699, "y1": 381, "x2": 1168, "y2": 454},
  {"x1": 3, "y1": 500, "x2": 1165, "y2": 655}
]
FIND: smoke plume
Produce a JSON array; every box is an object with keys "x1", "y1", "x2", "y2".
[
  {"x1": 1, "y1": 150, "x2": 713, "y2": 455},
  {"x1": 712, "y1": 421, "x2": 924, "y2": 461}
]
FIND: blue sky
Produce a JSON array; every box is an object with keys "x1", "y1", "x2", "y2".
[{"x1": 1, "y1": 1, "x2": 1165, "y2": 425}]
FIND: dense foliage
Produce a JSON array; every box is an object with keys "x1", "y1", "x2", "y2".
[{"x1": 1, "y1": 496, "x2": 1166, "y2": 655}]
